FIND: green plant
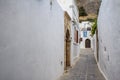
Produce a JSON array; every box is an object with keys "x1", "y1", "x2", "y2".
[{"x1": 91, "y1": 18, "x2": 97, "y2": 36}]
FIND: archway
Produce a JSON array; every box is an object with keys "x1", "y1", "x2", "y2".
[
  {"x1": 64, "y1": 12, "x2": 71, "y2": 70},
  {"x1": 85, "y1": 39, "x2": 91, "y2": 48},
  {"x1": 65, "y1": 29, "x2": 71, "y2": 70}
]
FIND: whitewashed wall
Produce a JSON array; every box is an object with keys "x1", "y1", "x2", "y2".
[
  {"x1": 92, "y1": 34, "x2": 97, "y2": 61},
  {"x1": 57, "y1": 0, "x2": 73, "y2": 18},
  {"x1": 0, "y1": 0, "x2": 64, "y2": 80},
  {"x1": 98, "y1": 0, "x2": 120, "y2": 80},
  {"x1": 70, "y1": 0, "x2": 80, "y2": 65},
  {"x1": 71, "y1": 24, "x2": 80, "y2": 65}
]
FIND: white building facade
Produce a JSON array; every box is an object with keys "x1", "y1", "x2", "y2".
[{"x1": 79, "y1": 21, "x2": 94, "y2": 49}]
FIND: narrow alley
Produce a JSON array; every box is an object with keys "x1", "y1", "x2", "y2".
[
  {"x1": 0, "y1": 0, "x2": 120, "y2": 80},
  {"x1": 59, "y1": 49, "x2": 105, "y2": 80}
]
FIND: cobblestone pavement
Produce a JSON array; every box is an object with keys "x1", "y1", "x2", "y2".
[{"x1": 59, "y1": 49, "x2": 105, "y2": 80}]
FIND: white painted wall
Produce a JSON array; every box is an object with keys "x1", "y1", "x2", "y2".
[
  {"x1": 0, "y1": 0, "x2": 64, "y2": 80},
  {"x1": 92, "y1": 34, "x2": 97, "y2": 61},
  {"x1": 67, "y1": 0, "x2": 80, "y2": 65},
  {"x1": 58, "y1": 0, "x2": 73, "y2": 18},
  {"x1": 71, "y1": 24, "x2": 80, "y2": 65},
  {"x1": 58, "y1": 0, "x2": 79, "y2": 21},
  {"x1": 98, "y1": 0, "x2": 120, "y2": 80}
]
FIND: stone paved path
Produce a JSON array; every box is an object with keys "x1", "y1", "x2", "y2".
[{"x1": 59, "y1": 49, "x2": 105, "y2": 80}]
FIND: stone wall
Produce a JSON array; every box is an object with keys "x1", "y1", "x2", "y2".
[{"x1": 64, "y1": 12, "x2": 71, "y2": 69}]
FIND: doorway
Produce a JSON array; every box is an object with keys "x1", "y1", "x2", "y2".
[
  {"x1": 64, "y1": 12, "x2": 71, "y2": 70},
  {"x1": 65, "y1": 29, "x2": 71, "y2": 70},
  {"x1": 85, "y1": 39, "x2": 91, "y2": 48}
]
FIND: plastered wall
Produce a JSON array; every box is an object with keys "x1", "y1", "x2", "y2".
[
  {"x1": 98, "y1": 0, "x2": 120, "y2": 80},
  {"x1": 0, "y1": 0, "x2": 64, "y2": 80}
]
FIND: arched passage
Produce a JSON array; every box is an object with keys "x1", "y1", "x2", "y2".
[{"x1": 85, "y1": 39, "x2": 91, "y2": 48}]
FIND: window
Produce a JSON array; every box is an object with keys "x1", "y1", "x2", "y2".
[
  {"x1": 74, "y1": 28, "x2": 78, "y2": 43},
  {"x1": 83, "y1": 30, "x2": 87, "y2": 37},
  {"x1": 87, "y1": 27, "x2": 91, "y2": 31},
  {"x1": 79, "y1": 38, "x2": 82, "y2": 43}
]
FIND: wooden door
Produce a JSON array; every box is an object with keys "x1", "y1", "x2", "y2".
[{"x1": 85, "y1": 39, "x2": 91, "y2": 48}]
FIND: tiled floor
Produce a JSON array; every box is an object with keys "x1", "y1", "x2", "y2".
[{"x1": 59, "y1": 49, "x2": 105, "y2": 80}]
